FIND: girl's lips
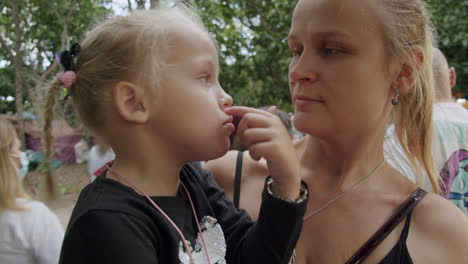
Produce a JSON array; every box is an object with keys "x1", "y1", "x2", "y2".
[
  {"x1": 223, "y1": 116, "x2": 235, "y2": 136},
  {"x1": 223, "y1": 122, "x2": 235, "y2": 136},
  {"x1": 223, "y1": 115, "x2": 234, "y2": 125}
]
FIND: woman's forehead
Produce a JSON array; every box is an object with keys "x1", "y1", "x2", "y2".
[{"x1": 291, "y1": 0, "x2": 381, "y2": 37}]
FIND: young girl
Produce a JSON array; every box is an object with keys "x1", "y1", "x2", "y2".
[
  {"x1": 45, "y1": 5, "x2": 308, "y2": 264},
  {"x1": 0, "y1": 118, "x2": 64, "y2": 264}
]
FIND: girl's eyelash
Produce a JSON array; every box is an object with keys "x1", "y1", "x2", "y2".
[{"x1": 200, "y1": 74, "x2": 211, "y2": 86}]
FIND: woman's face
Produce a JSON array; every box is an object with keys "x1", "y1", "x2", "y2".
[{"x1": 288, "y1": 0, "x2": 399, "y2": 139}]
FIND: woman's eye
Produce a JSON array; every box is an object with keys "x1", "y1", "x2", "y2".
[
  {"x1": 323, "y1": 48, "x2": 343, "y2": 56},
  {"x1": 291, "y1": 49, "x2": 303, "y2": 58}
]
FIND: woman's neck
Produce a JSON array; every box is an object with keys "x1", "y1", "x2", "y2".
[{"x1": 299, "y1": 130, "x2": 385, "y2": 191}]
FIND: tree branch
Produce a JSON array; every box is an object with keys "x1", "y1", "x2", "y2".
[
  {"x1": 0, "y1": 33, "x2": 17, "y2": 64},
  {"x1": 136, "y1": 0, "x2": 145, "y2": 9},
  {"x1": 150, "y1": 0, "x2": 159, "y2": 9},
  {"x1": 127, "y1": 0, "x2": 133, "y2": 11},
  {"x1": 12, "y1": 0, "x2": 25, "y2": 146}
]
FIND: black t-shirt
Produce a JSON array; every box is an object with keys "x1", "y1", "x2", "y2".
[{"x1": 59, "y1": 164, "x2": 307, "y2": 264}]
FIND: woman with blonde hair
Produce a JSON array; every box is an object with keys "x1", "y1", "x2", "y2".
[
  {"x1": 209, "y1": 0, "x2": 468, "y2": 263},
  {"x1": 286, "y1": 0, "x2": 468, "y2": 262},
  {"x1": 0, "y1": 117, "x2": 64, "y2": 264}
]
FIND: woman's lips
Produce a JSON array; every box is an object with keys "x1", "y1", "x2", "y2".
[{"x1": 294, "y1": 95, "x2": 324, "y2": 107}]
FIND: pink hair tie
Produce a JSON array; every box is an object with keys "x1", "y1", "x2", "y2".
[{"x1": 57, "y1": 71, "x2": 77, "y2": 89}]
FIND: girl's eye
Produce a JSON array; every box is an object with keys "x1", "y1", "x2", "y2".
[{"x1": 200, "y1": 74, "x2": 210, "y2": 85}]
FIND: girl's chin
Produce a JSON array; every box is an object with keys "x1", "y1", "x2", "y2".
[{"x1": 199, "y1": 142, "x2": 230, "y2": 161}]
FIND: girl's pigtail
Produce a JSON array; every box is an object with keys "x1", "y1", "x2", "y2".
[{"x1": 42, "y1": 79, "x2": 63, "y2": 196}]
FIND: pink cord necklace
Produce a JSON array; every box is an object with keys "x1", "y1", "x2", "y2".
[{"x1": 105, "y1": 164, "x2": 211, "y2": 264}]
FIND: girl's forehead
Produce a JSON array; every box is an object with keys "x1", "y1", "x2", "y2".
[{"x1": 164, "y1": 24, "x2": 218, "y2": 65}]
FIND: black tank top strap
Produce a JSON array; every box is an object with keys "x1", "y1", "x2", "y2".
[
  {"x1": 399, "y1": 210, "x2": 413, "y2": 242},
  {"x1": 233, "y1": 151, "x2": 244, "y2": 208},
  {"x1": 345, "y1": 188, "x2": 427, "y2": 264}
]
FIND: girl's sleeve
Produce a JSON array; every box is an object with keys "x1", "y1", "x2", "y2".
[
  {"x1": 197, "y1": 167, "x2": 308, "y2": 264},
  {"x1": 59, "y1": 211, "x2": 159, "y2": 264}
]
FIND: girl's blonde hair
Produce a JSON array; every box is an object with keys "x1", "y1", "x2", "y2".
[
  {"x1": 43, "y1": 4, "x2": 207, "y2": 191},
  {"x1": 376, "y1": 0, "x2": 439, "y2": 193},
  {"x1": 0, "y1": 118, "x2": 30, "y2": 211}
]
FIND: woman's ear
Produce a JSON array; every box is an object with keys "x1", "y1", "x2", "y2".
[
  {"x1": 113, "y1": 81, "x2": 149, "y2": 124},
  {"x1": 393, "y1": 47, "x2": 425, "y2": 95}
]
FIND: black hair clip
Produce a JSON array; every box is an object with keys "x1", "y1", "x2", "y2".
[
  {"x1": 55, "y1": 42, "x2": 81, "y2": 100},
  {"x1": 70, "y1": 42, "x2": 80, "y2": 56},
  {"x1": 56, "y1": 42, "x2": 81, "y2": 72}
]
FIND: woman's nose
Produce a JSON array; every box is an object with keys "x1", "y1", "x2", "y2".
[{"x1": 290, "y1": 68, "x2": 319, "y2": 84}]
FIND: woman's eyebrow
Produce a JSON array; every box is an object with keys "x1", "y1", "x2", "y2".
[
  {"x1": 313, "y1": 30, "x2": 352, "y2": 39},
  {"x1": 289, "y1": 29, "x2": 353, "y2": 42}
]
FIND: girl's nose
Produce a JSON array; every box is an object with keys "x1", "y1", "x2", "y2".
[{"x1": 220, "y1": 90, "x2": 233, "y2": 108}]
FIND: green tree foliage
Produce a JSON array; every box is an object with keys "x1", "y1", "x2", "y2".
[
  {"x1": 192, "y1": 0, "x2": 296, "y2": 111},
  {"x1": 0, "y1": 0, "x2": 112, "y2": 115},
  {"x1": 427, "y1": 0, "x2": 468, "y2": 98},
  {"x1": 1, "y1": 0, "x2": 467, "y2": 118}
]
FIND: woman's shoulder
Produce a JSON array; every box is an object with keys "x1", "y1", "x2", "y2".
[
  {"x1": 412, "y1": 192, "x2": 467, "y2": 230},
  {"x1": 204, "y1": 150, "x2": 240, "y2": 186},
  {"x1": 410, "y1": 192, "x2": 468, "y2": 261}
]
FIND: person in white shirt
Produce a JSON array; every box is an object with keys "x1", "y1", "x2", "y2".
[
  {"x1": 431, "y1": 48, "x2": 468, "y2": 214},
  {"x1": 0, "y1": 117, "x2": 64, "y2": 264},
  {"x1": 385, "y1": 48, "x2": 468, "y2": 214}
]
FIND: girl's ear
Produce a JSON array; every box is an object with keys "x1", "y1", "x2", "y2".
[
  {"x1": 113, "y1": 81, "x2": 149, "y2": 124},
  {"x1": 393, "y1": 47, "x2": 425, "y2": 95}
]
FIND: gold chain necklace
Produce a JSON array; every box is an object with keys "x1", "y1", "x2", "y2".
[{"x1": 303, "y1": 159, "x2": 385, "y2": 220}]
